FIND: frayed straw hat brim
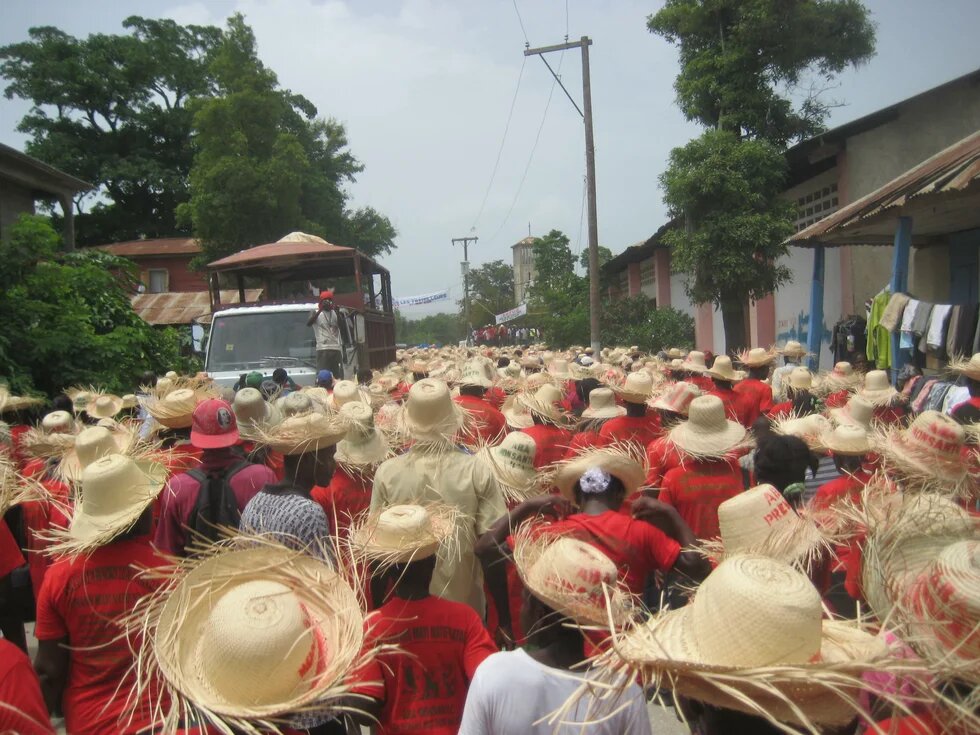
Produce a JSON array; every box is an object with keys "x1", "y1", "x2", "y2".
[
  {"x1": 948, "y1": 354, "x2": 980, "y2": 381},
  {"x1": 875, "y1": 429, "x2": 970, "y2": 487},
  {"x1": 581, "y1": 405, "x2": 626, "y2": 420},
  {"x1": 474, "y1": 446, "x2": 541, "y2": 504},
  {"x1": 553, "y1": 444, "x2": 648, "y2": 503},
  {"x1": 55, "y1": 426, "x2": 140, "y2": 484},
  {"x1": 335, "y1": 432, "x2": 390, "y2": 466},
  {"x1": 858, "y1": 388, "x2": 899, "y2": 407},
  {"x1": 701, "y1": 515, "x2": 829, "y2": 572},
  {"x1": 667, "y1": 421, "x2": 748, "y2": 459},
  {"x1": 348, "y1": 504, "x2": 459, "y2": 565}
]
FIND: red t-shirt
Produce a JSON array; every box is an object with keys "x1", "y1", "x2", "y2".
[
  {"x1": 34, "y1": 536, "x2": 169, "y2": 735},
  {"x1": 873, "y1": 404, "x2": 907, "y2": 426},
  {"x1": 824, "y1": 389, "x2": 851, "y2": 409},
  {"x1": 351, "y1": 595, "x2": 497, "y2": 735},
  {"x1": 688, "y1": 374, "x2": 714, "y2": 392},
  {"x1": 543, "y1": 511, "x2": 681, "y2": 595},
  {"x1": 598, "y1": 413, "x2": 663, "y2": 449},
  {"x1": 454, "y1": 395, "x2": 506, "y2": 447},
  {"x1": 811, "y1": 470, "x2": 870, "y2": 515},
  {"x1": 9, "y1": 424, "x2": 32, "y2": 470},
  {"x1": 311, "y1": 464, "x2": 372, "y2": 541},
  {"x1": 483, "y1": 386, "x2": 507, "y2": 410},
  {"x1": 732, "y1": 378, "x2": 773, "y2": 426},
  {"x1": 660, "y1": 458, "x2": 744, "y2": 540},
  {"x1": 645, "y1": 435, "x2": 683, "y2": 487},
  {"x1": 563, "y1": 430, "x2": 610, "y2": 460},
  {"x1": 767, "y1": 400, "x2": 793, "y2": 419},
  {"x1": 0, "y1": 519, "x2": 25, "y2": 578},
  {"x1": 862, "y1": 711, "x2": 941, "y2": 735},
  {"x1": 0, "y1": 639, "x2": 56, "y2": 734},
  {"x1": 21, "y1": 473, "x2": 72, "y2": 594},
  {"x1": 520, "y1": 424, "x2": 573, "y2": 468}
]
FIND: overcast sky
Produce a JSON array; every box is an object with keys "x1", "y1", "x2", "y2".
[{"x1": 2, "y1": 0, "x2": 978, "y2": 316}]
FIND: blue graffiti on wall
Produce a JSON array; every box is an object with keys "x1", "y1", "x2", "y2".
[{"x1": 776, "y1": 310, "x2": 834, "y2": 369}]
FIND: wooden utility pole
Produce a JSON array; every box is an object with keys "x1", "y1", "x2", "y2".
[
  {"x1": 452, "y1": 236, "x2": 478, "y2": 331},
  {"x1": 525, "y1": 36, "x2": 600, "y2": 352}
]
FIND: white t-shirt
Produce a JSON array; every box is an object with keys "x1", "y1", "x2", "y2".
[
  {"x1": 312, "y1": 309, "x2": 341, "y2": 350},
  {"x1": 458, "y1": 649, "x2": 649, "y2": 735}
]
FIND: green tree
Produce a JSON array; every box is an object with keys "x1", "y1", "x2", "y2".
[
  {"x1": 649, "y1": 0, "x2": 875, "y2": 350},
  {"x1": 601, "y1": 297, "x2": 695, "y2": 353},
  {"x1": 0, "y1": 18, "x2": 222, "y2": 244},
  {"x1": 462, "y1": 260, "x2": 515, "y2": 327},
  {"x1": 394, "y1": 312, "x2": 465, "y2": 346},
  {"x1": 0, "y1": 215, "x2": 182, "y2": 395},
  {"x1": 178, "y1": 14, "x2": 396, "y2": 264},
  {"x1": 527, "y1": 230, "x2": 590, "y2": 347}
]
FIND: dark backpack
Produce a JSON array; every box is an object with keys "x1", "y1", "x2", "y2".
[{"x1": 187, "y1": 460, "x2": 251, "y2": 545}]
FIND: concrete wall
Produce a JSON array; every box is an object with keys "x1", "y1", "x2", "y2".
[
  {"x1": 773, "y1": 246, "x2": 842, "y2": 369},
  {"x1": 909, "y1": 245, "x2": 951, "y2": 304},
  {"x1": 0, "y1": 178, "x2": 35, "y2": 243},
  {"x1": 512, "y1": 241, "x2": 536, "y2": 304}
]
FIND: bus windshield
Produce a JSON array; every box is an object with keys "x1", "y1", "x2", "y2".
[{"x1": 207, "y1": 311, "x2": 315, "y2": 372}]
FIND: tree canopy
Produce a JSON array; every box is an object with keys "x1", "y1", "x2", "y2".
[
  {"x1": 394, "y1": 312, "x2": 465, "y2": 347},
  {"x1": 462, "y1": 259, "x2": 515, "y2": 327}
]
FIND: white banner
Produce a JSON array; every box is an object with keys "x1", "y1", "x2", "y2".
[
  {"x1": 393, "y1": 290, "x2": 449, "y2": 307},
  {"x1": 495, "y1": 303, "x2": 527, "y2": 324}
]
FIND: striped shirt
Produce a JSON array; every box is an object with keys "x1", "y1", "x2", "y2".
[{"x1": 239, "y1": 490, "x2": 333, "y2": 561}]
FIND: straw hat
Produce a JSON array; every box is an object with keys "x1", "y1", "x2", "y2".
[
  {"x1": 121, "y1": 394, "x2": 138, "y2": 410},
  {"x1": 335, "y1": 402, "x2": 388, "y2": 467},
  {"x1": 146, "y1": 388, "x2": 200, "y2": 429},
  {"x1": 949, "y1": 352, "x2": 980, "y2": 381},
  {"x1": 47, "y1": 454, "x2": 166, "y2": 555},
  {"x1": 681, "y1": 351, "x2": 707, "y2": 373},
  {"x1": 349, "y1": 503, "x2": 456, "y2": 564},
  {"x1": 501, "y1": 393, "x2": 533, "y2": 430},
  {"x1": 821, "y1": 424, "x2": 871, "y2": 456},
  {"x1": 71, "y1": 390, "x2": 94, "y2": 414},
  {"x1": 497, "y1": 362, "x2": 522, "y2": 380},
  {"x1": 736, "y1": 347, "x2": 777, "y2": 368},
  {"x1": 666, "y1": 348, "x2": 685, "y2": 359},
  {"x1": 517, "y1": 384, "x2": 567, "y2": 425},
  {"x1": 608, "y1": 554, "x2": 892, "y2": 728},
  {"x1": 56, "y1": 425, "x2": 137, "y2": 484},
  {"x1": 0, "y1": 386, "x2": 44, "y2": 414},
  {"x1": 859, "y1": 369, "x2": 898, "y2": 406},
  {"x1": 86, "y1": 394, "x2": 123, "y2": 420},
  {"x1": 459, "y1": 359, "x2": 494, "y2": 388},
  {"x1": 0, "y1": 455, "x2": 47, "y2": 517},
  {"x1": 876, "y1": 411, "x2": 969, "y2": 488},
  {"x1": 330, "y1": 380, "x2": 365, "y2": 410},
  {"x1": 581, "y1": 387, "x2": 626, "y2": 420},
  {"x1": 512, "y1": 526, "x2": 633, "y2": 628},
  {"x1": 772, "y1": 414, "x2": 831, "y2": 450},
  {"x1": 142, "y1": 538, "x2": 364, "y2": 727},
  {"x1": 232, "y1": 388, "x2": 281, "y2": 440},
  {"x1": 614, "y1": 371, "x2": 657, "y2": 403},
  {"x1": 255, "y1": 412, "x2": 346, "y2": 456},
  {"x1": 777, "y1": 340, "x2": 808, "y2": 358},
  {"x1": 548, "y1": 359, "x2": 572, "y2": 379},
  {"x1": 408, "y1": 359, "x2": 429, "y2": 375},
  {"x1": 829, "y1": 395, "x2": 874, "y2": 432},
  {"x1": 395, "y1": 378, "x2": 467, "y2": 445},
  {"x1": 667, "y1": 395, "x2": 748, "y2": 458},
  {"x1": 705, "y1": 355, "x2": 744, "y2": 383},
  {"x1": 475, "y1": 432, "x2": 541, "y2": 503},
  {"x1": 554, "y1": 445, "x2": 646, "y2": 504},
  {"x1": 41, "y1": 410, "x2": 74, "y2": 433},
  {"x1": 788, "y1": 367, "x2": 813, "y2": 391},
  {"x1": 278, "y1": 391, "x2": 315, "y2": 418},
  {"x1": 707, "y1": 484, "x2": 826, "y2": 568},
  {"x1": 649, "y1": 381, "x2": 700, "y2": 416}
]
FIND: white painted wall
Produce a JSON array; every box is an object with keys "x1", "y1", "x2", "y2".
[{"x1": 773, "y1": 246, "x2": 842, "y2": 369}]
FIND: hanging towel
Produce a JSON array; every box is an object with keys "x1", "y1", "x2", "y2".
[
  {"x1": 951, "y1": 302, "x2": 978, "y2": 357},
  {"x1": 910, "y1": 302, "x2": 933, "y2": 336},
  {"x1": 900, "y1": 298, "x2": 920, "y2": 333},
  {"x1": 926, "y1": 304, "x2": 952, "y2": 349},
  {"x1": 866, "y1": 290, "x2": 892, "y2": 369},
  {"x1": 945, "y1": 306, "x2": 960, "y2": 355},
  {"x1": 879, "y1": 292, "x2": 911, "y2": 332}
]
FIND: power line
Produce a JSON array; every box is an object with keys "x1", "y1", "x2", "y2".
[
  {"x1": 575, "y1": 167, "x2": 587, "y2": 257},
  {"x1": 468, "y1": 56, "x2": 527, "y2": 233},
  {"x1": 565, "y1": 0, "x2": 570, "y2": 41},
  {"x1": 512, "y1": 0, "x2": 530, "y2": 45}
]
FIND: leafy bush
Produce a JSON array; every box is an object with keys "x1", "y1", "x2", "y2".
[{"x1": 601, "y1": 296, "x2": 695, "y2": 353}]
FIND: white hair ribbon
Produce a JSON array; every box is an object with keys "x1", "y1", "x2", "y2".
[{"x1": 579, "y1": 467, "x2": 612, "y2": 495}]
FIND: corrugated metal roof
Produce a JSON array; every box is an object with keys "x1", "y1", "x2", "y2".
[
  {"x1": 209, "y1": 240, "x2": 353, "y2": 269},
  {"x1": 99, "y1": 238, "x2": 200, "y2": 256},
  {"x1": 131, "y1": 289, "x2": 263, "y2": 325},
  {"x1": 789, "y1": 130, "x2": 980, "y2": 246}
]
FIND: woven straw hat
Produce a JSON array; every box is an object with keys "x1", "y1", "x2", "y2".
[
  {"x1": 349, "y1": 503, "x2": 456, "y2": 564},
  {"x1": 876, "y1": 410, "x2": 968, "y2": 487},
  {"x1": 705, "y1": 356, "x2": 744, "y2": 383},
  {"x1": 501, "y1": 393, "x2": 533, "y2": 430},
  {"x1": 232, "y1": 388, "x2": 281, "y2": 440},
  {"x1": 709, "y1": 485, "x2": 825, "y2": 567},
  {"x1": 822, "y1": 425, "x2": 871, "y2": 456},
  {"x1": 736, "y1": 347, "x2": 777, "y2": 367},
  {"x1": 788, "y1": 367, "x2": 813, "y2": 391},
  {"x1": 548, "y1": 359, "x2": 572, "y2": 379},
  {"x1": 518, "y1": 383, "x2": 567, "y2": 425},
  {"x1": 48, "y1": 454, "x2": 166, "y2": 554},
  {"x1": 301, "y1": 387, "x2": 332, "y2": 413},
  {"x1": 278, "y1": 392, "x2": 315, "y2": 418},
  {"x1": 395, "y1": 378, "x2": 466, "y2": 444},
  {"x1": 0, "y1": 386, "x2": 44, "y2": 414},
  {"x1": 949, "y1": 352, "x2": 980, "y2": 380},
  {"x1": 829, "y1": 395, "x2": 874, "y2": 431},
  {"x1": 666, "y1": 348, "x2": 685, "y2": 359},
  {"x1": 649, "y1": 381, "x2": 700, "y2": 416},
  {"x1": 497, "y1": 362, "x2": 522, "y2": 380},
  {"x1": 581, "y1": 387, "x2": 626, "y2": 420},
  {"x1": 147, "y1": 388, "x2": 200, "y2": 429},
  {"x1": 667, "y1": 395, "x2": 748, "y2": 458},
  {"x1": 475, "y1": 431, "x2": 540, "y2": 503},
  {"x1": 335, "y1": 402, "x2": 388, "y2": 467},
  {"x1": 459, "y1": 360, "x2": 493, "y2": 388},
  {"x1": 121, "y1": 394, "x2": 138, "y2": 410},
  {"x1": 778, "y1": 340, "x2": 808, "y2": 358},
  {"x1": 859, "y1": 369, "x2": 897, "y2": 406},
  {"x1": 86, "y1": 394, "x2": 123, "y2": 420},
  {"x1": 609, "y1": 554, "x2": 891, "y2": 728},
  {"x1": 408, "y1": 359, "x2": 429, "y2": 374},
  {"x1": 681, "y1": 351, "x2": 707, "y2": 373},
  {"x1": 144, "y1": 538, "x2": 364, "y2": 727},
  {"x1": 71, "y1": 390, "x2": 93, "y2": 414},
  {"x1": 56, "y1": 425, "x2": 137, "y2": 484},
  {"x1": 255, "y1": 412, "x2": 346, "y2": 455},
  {"x1": 42, "y1": 410, "x2": 74, "y2": 433},
  {"x1": 1, "y1": 455, "x2": 47, "y2": 517},
  {"x1": 614, "y1": 371, "x2": 657, "y2": 403},
  {"x1": 773, "y1": 414, "x2": 831, "y2": 450},
  {"x1": 512, "y1": 525, "x2": 633, "y2": 628},
  {"x1": 329, "y1": 380, "x2": 366, "y2": 411},
  {"x1": 554, "y1": 446, "x2": 646, "y2": 503}
]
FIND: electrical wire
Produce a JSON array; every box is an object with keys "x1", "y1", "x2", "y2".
[
  {"x1": 574, "y1": 166, "x2": 587, "y2": 257},
  {"x1": 565, "y1": 0, "x2": 570, "y2": 41},
  {"x1": 468, "y1": 56, "x2": 527, "y2": 233},
  {"x1": 512, "y1": 0, "x2": 530, "y2": 45}
]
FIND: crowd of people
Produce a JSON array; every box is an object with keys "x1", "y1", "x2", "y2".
[
  {"x1": 472, "y1": 325, "x2": 539, "y2": 347},
  {"x1": 0, "y1": 341, "x2": 977, "y2": 735}
]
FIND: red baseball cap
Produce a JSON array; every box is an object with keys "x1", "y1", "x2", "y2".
[
  {"x1": 319, "y1": 289, "x2": 334, "y2": 300},
  {"x1": 190, "y1": 399, "x2": 240, "y2": 449}
]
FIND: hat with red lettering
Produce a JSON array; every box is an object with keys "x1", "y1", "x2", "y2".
[{"x1": 191, "y1": 399, "x2": 240, "y2": 449}]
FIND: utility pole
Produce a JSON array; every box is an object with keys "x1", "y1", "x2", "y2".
[
  {"x1": 525, "y1": 36, "x2": 600, "y2": 352},
  {"x1": 452, "y1": 236, "x2": 478, "y2": 335}
]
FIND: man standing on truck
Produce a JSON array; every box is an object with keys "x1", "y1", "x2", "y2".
[{"x1": 307, "y1": 289, "x2": 345, "y2": 379}]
